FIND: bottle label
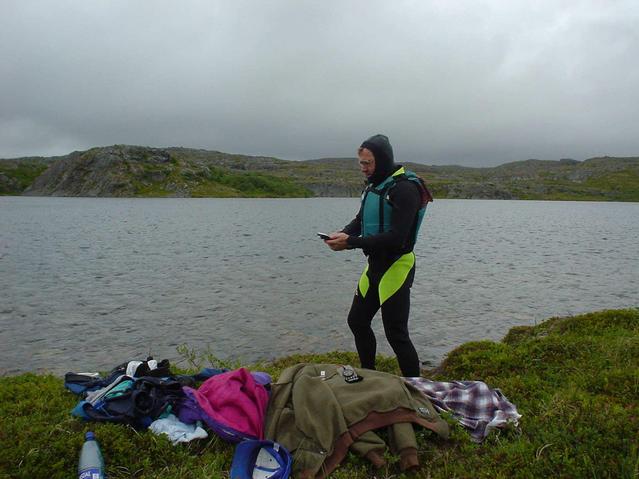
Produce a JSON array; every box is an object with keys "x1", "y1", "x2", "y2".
[{"x1": 79, "y1": 468, "x2": 103, "y2": 479}]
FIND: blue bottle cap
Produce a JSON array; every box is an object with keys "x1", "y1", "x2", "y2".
[{"x1": 85, "y1": 431, "x2": 95, "y2": 441}]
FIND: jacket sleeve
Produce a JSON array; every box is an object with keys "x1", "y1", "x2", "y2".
[
  {"x1": 346, "y1": 180, "x2": 421, "y2": 253},
  {"x1": 341, "y1": 205, "x2": 362, "y2": 236},
  {"x1": 349, "y1": 430, "x2": 387, "y2": 468},
  {"x1": 388, "y1": 422, "x2": 420, "y2": 471}
]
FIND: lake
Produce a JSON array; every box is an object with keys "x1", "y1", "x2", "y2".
[{"x1": 1, "y1": 196, "x2": 637, "y2": 375}]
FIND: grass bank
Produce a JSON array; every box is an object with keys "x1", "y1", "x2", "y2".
[
  {"x1": 1, "y1": 309, "x2": 637, "y2": 478},
  {"x1": 0, "y1": 159, "x2": 49, "y2": 195}
]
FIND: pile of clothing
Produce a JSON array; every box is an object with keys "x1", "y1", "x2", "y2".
[
  {"x1": 66, "y1": 358, "x2": 269, "y2": 444},
  {"x1": 66, "y1": 358, "x2": 521, "y2": 478}
]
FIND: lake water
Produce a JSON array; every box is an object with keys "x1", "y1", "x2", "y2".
[{"x1": 1, "y1": 197, "x2": 637, "y2": 376}]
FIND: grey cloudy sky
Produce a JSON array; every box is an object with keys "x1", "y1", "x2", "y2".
[{"x1": 1, "y1": 1, "x2": 638, "y2": 166}]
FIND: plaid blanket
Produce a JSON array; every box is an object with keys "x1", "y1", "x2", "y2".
[{"x1": 403, "y1": 378, "x2": 521, "y2": 442}]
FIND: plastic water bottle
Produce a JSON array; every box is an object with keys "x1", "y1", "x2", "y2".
[{"x1": 78, "y1": 431, "x2": 106, "y2": 479}]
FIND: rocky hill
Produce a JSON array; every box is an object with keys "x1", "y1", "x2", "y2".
[
  {"x1": 298, "y1": 155, "x2": 639, "y2": 200},
  {"x1": 16, "y1": 145, "x2": 311, "y2": 198},
  {"x1": 1, "y1": 145, "x2": 638, "y2": 200}
]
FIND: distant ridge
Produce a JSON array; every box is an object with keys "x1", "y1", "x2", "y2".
[{"x1": 1, "y1": 145, "x2": 638, "y2": 200}]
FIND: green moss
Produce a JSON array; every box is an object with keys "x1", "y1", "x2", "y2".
[
  {"x1": 190, "y1": 182, "x2": 241, "y2": 197},
  {"x1": 429, "y1": 308, "x2": 639, "y2": 478},
  {"x1": 130, "y1": 161, "x2": 313, "y2": 198},
  {"x1": 220, "y1": 172, "x2": 312, "y2": 197},
  {"x1": 1, "y1": 310, "x2": 638, "y2": 478},
  {"x1": 503, "y1": 171, "x2": 639, "y2": 201},
  {"x1": 0, "y1": 160, "x2": 50, "y2": 194}
]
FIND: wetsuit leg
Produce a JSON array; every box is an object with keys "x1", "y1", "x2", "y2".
[
  {"x1": 347, "y1": 285, "x2": 381, "y2": 370},
  {"x1": 380, "y1": 277, "x2": 420, "y2": 377}
]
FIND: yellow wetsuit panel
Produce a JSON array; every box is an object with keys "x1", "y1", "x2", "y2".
[
  {"x1": 379, "y1": 252, "x2": 415, "y2": 305},
  {"x1": 358, "y1": 264, "x2": 370, "y2": 297}
]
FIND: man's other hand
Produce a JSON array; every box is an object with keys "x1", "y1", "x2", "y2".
[{"x1": 325, "y1": 232, "x2": 350, "y2": 251}]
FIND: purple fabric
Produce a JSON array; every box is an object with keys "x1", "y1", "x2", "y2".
[
  {"x1": 251, "y1": 371, "x2": 272, "y2": 387},
  {"x1": 180, "y1": 368, "x2": 270, "y2": 443},
  {"x1": 177, "y1": 371, "x2": 270, "y2": 426},
  {"x1": 181, "y1": 388, "x2": 253, "y2": 442},
  {"x1": 176, "y1": 392, "x2": 203, "y2": 425}
]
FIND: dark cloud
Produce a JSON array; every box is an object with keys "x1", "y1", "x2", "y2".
[{"x1": 1, "y1": 0, "x2": 638, "y2": 165}]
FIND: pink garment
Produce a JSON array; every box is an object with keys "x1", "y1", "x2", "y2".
[{"x1": 184, "y1": 368, "x2": 269, "y2": 440}]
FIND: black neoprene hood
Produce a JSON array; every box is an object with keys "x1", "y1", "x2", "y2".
[{"x1": 360, "y1": 134, "x2": 395, "y2": 185}]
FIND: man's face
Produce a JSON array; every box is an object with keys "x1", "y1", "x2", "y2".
[{"x1": 358, "y1": 148, "x2": 375, "y2": 177}]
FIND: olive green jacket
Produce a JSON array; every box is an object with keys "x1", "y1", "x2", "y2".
[{"x1": 264, "y1": 363, "x2": 449, "y2": 478}]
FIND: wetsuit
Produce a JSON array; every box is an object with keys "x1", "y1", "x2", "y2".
[{"x1": 342, "y1": 134, "x2": 430, "y2": 377}]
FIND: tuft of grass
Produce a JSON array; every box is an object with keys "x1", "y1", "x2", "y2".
[{"x1": 1, "y1": 309, "x2": 637, "y2": 478}]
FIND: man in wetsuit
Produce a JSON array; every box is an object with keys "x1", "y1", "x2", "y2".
[{"x1": 325, "y1": 134, "x2": 432, "y2": 377}]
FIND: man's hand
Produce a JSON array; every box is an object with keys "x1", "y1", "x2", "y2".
[{"x1": 325, "y1": 232, "x2": 350, "y2": 251}]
